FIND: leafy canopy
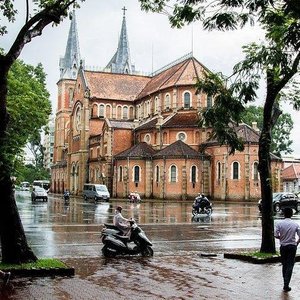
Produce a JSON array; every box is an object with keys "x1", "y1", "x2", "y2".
[
  {"x1": 241, "y1": 105, "x2": 293, "y2": 157},
  {"x1": 3, "y1": 58, "x2": 51, "y2": 172}
]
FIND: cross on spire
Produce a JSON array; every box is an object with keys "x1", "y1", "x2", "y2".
[{"x1": 122, "y1": 6, "x2": 127, "y2": 16}]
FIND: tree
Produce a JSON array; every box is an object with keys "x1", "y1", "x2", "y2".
[
  {"x1": 7, "y1": 59, "x2": 51, "y2": 165},
  {"x1": 139, "y1": 0, "x2": 300, "y2": 253},
  {"x1": 241, "y1": 105, "x2": 294, "y2": 157},
  {"x1": 0, "y1": 0, "x2": 83, "y2": 264}
]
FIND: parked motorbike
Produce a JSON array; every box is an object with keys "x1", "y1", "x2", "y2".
[
  {"x1": 192, "y1": 195, "x2": 213, "y2": 216},
  {"x1": 101, "y1": 220, "x2": 153, "y2": 257},
  {"x1": 128, "y1": 192, "x2": 141, "y2": 203}
]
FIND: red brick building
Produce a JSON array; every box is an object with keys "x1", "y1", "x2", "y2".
[{"x1": 51, "y1": 10, "x2": 283, "y2": 201}]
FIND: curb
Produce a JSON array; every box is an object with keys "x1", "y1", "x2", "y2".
[
  {"x1": 6, "y1": 267, "x2": 75, "y2": 278},
  {"x1": 224, "y1": 253, "x2": 300, "y2": 264}
]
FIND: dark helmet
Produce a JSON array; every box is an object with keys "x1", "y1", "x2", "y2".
[{"x1": 116, "y1": 206, "x2": 122, "y2": 212}]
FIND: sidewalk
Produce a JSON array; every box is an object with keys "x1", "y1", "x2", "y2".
[{"x1": 1, "y1": 253, "x2": 299, "y2": 300}]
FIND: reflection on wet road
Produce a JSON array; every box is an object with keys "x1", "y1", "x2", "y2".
[{"x1": 15, "y1": 191, "x2": 274, "y2": 258}]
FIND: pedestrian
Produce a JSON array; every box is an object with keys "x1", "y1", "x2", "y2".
[
  {"x1": 0, "y1": 270, "x2": 11, "y2": 286},
  {"x1": 274, "y1": 207, "x2": 300, "y2": 292},
  {"x1": 113, "y1": 206, "x2": 130, "y2": 235}
]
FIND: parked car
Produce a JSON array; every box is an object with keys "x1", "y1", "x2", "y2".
[
  {"x1": 258, "y1": 192, "x2": 300, "y2": 213},
  {"x1": 83, "y1": 184, "x2": 110, "y2": 202},
  {"x1": 31, "y1": 186, "x2": 48, "y2": 202}
]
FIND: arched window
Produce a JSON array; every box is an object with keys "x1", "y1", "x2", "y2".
[
  {"x1": 170, "y1": 165, "x2": 177, "y2": 182},
  {"x1": 119, "y1": 166, "x2": 123, "y2": 182},
  {"x1": 123, "y1": 106, "x2": 128, "y2": 119},
  {"x1": 165, "y1": 94, "x2": 170, "y2": 110},
  {"x1": 163, "y1": 132, "x2": 168, "y2": 144},
  {"x1": 232, "y1": 162, "x2": 240, "y2": 180},
  {"x1": 155, "y1": 165, "x2": 160, "y2": 182},
  {"x1": 207, "y1": 95, "x2": 212, "y2": 109},
  {"x1": 92, "y1": 104, "x2": 98, "y2": 117},
  {"x1": 191, "y1": 166, "x2": 197, "y2": 183},
  {"x1": 253, "y1": 161, "x2": 259, "y2": 181},
  {"x1": 134, "y1": 166, "x2": 140, "y2": 182},
  {"x1": 117, "y1": 105, "x2": 122, "y2": 119},
  {"x1": 217, "y1": 162, "x2": 222, "y2": 181},
  {"x1": 154, "y1": 97, "x2": 159, "y2": 113},
  {"x1": 99, "y1": 104, "x2": 105, "y2": 117},
  {"x1": 184, "y1": 92, "x2": 191, "y2": 108}
]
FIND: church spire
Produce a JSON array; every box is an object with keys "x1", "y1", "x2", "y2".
[
  {"x1": 59, "y1": 11, "x2": 81, "y2": 79},
  {"x1": 106, "y1": 7, "x2": 134, "y2": 74}
]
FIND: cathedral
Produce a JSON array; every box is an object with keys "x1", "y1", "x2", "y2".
[{"x1": 51, "y1": 9, "x2": 283, "y2": 201}]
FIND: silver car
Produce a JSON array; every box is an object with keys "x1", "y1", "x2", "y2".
[{"x1": 31, "y1": 186, "x2": 48, "y2": 202}]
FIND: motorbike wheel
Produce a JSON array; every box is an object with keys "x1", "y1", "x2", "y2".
[
  {"x1": 102, "y1": 245, "x2": 117, "y2": 258},
  {"x1": 141, "y1": 245, "x2": 154, "y2": 257},
  {"x1": 205, "y1": 208, "x2": 212, "y2": 216}
]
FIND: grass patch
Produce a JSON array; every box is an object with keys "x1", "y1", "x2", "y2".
[
  {"x1": 246, "y1": 251, "x2": 280, "y2": 259},
  {"x1": 0, "y1": 258, "x2": 67, "y2": 270}
]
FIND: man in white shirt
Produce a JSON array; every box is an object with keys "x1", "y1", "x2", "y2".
[{"x1": 275, "y1": 207, "x2": 300, "y2": 292}]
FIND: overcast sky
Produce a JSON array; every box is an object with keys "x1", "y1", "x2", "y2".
[{"x1": 3, "y1": 0, "x2": 300, "y2": 157}]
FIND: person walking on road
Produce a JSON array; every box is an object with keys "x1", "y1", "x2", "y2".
[
  {"x1": 275, "y1": 207, "x2": 300, "y2": 292},
  {"x1": 0, "y1": 270, "x2": 10, "y2": 286}
]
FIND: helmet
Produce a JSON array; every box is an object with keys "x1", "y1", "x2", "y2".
[{"x1": 116, "y1": 206, "x2": 122, "y2": 212}]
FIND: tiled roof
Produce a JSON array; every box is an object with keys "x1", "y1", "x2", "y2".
[
  {"x1": 115, "y1": 142, "x2": 156, "y2": 159},
  {"x1": 138, "y1": 57, "x2": 207, "y2": 98},
  {"x1": 162, "y1": 112, "x2": 199, "y2": 128},
  {"x1": 154, "y1": 140, "x2": 201, "y2": 158},
  {"x1": 282, "y1": 164, "x2": 300, "y2": 180},
  {"x1": 235, "y1": 124, "x2": 260, "y2": 143},
  {"x1": 203, "y1": 123, "x2": 260, "y2": 146},
  {"x1": 84, "y1": 71, "x2": 150, "y2": 101},
  {"x1": 135, "y1": 118, "x2": 158, "y2": 131},
  {"x1": 108, "y1": 120, "x2": 135, "y2": 129}
]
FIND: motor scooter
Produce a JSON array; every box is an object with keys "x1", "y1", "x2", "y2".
[
  {"x1": 192, "y1": 196, "x2": 213, "y2": 216},
  {"x1": 63, "y1": 190, "x2": 70, "y2": 204},
  {"x1": 101, "y1": 220, "x2": 153, "y2": 257},
  {"x1": 128, "y1": 192, "x2": 141, "y2": 203}
]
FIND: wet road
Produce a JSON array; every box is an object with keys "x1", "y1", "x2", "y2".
[
  {"x1": 15, "y1": 191, "x2": 282, "y2": 258},
  {"x1": 3, "y1": 192, "x2": 300, "y2": 299}
]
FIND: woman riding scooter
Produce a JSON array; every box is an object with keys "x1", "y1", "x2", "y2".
[{"x1": 113, "y1": 206, "x2": 131, "y2": 235}]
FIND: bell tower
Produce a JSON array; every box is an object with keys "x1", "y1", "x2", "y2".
[{"x1": 53, "y1": 11, "x2": 81, "y2": 164}]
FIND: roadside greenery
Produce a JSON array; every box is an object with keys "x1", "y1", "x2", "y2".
[
  {"x1": 14, "y1": 163, "x2": 50, "y2": 186},
  {"x1": 0, "y1": 259, "x2": 67, "y2": 270}
]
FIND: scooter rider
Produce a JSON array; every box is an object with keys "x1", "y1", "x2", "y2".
[
  {"x1": 113, "y1": 206, "x2": 130, "y2": 235},
  {"x1": 194, "y1": 194, "x2": 210, "y2": 213}
]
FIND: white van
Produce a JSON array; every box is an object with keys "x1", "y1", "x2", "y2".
[{"x1": 83, "y1": 184, "x2": 110, "y2": 202}]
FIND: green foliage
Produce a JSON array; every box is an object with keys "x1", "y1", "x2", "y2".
[
  {"x1": 241, "y1": 105, "x2": 294, "y2": 157},
  {"x1": 2, "y1": 59, "x2": 51, "y2": 172},
  {"x1": 197, "y1": 72, "x2": 247, "y2": 154},
  {"x1": 13, "y1": 164, "x2": 50, "y2": 185},
  {"x1": 0, "y1": 258, "x2": 67, "y2": 269}
]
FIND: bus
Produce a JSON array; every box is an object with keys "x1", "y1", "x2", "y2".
[
  {"x1": 32, "y1": 180, "x2": 51, "y2": 193},
  {"x1": 20, "y1": 181, "x2": 30, "y2": 191}
]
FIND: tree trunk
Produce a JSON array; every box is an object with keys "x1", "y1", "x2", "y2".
[
  {"x1": 0, "y1": 176, "x2": 37, "y2": 263},
  {"x1": 259, "y1": 91, "x2": 276, "y2": 253},
  {"x1": 0, "y1": 60, "x2": 37, "y2": 264}
]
